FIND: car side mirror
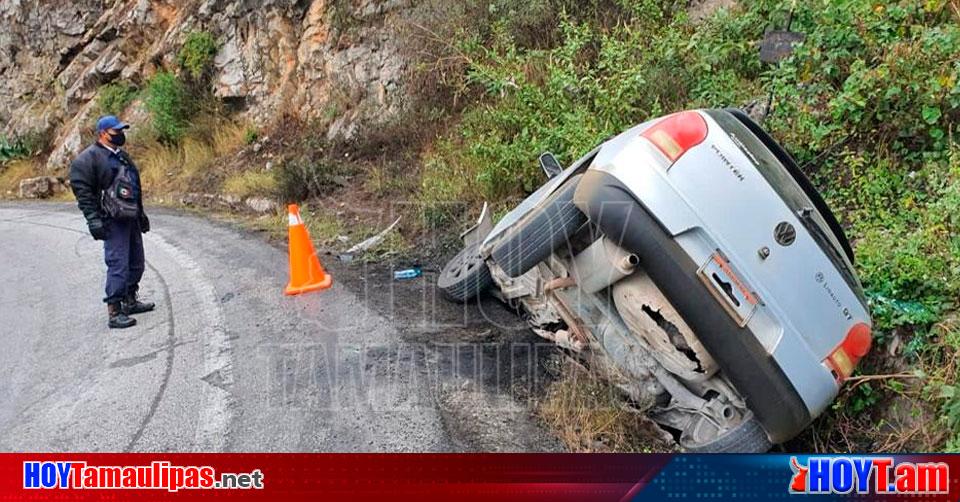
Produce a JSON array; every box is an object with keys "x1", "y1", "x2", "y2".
[{"x1": 539, "y1": 152, "x2": 562, "y2": 179}]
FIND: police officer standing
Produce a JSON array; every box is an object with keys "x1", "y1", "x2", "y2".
[{"x1": 70, "y1": 116, "x2": 155, "y2": 329}]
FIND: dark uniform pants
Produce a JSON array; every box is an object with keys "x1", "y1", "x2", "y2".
[{"x1": 103, "y1": 218, "x2": 144, "y2": 304}]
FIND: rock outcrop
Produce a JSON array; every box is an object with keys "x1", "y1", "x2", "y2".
[
  {"x1": 18, "y1": 175, "x2": 67, "y2": 198},
  {"x1": 0, "y1": 0, "x2": 413, "y2": 170}
]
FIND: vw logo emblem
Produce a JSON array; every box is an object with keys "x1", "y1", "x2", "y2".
[
  {"x1": 815, "y1": 272, "x2": 824, "y2": 283},
  {"x1": 774, "y1": 221, "x2": 796, "y2": 246}
]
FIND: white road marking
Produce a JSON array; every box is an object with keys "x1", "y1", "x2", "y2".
[{"x1": 146, "y1": 232, "x2": 234, "y2": 451}]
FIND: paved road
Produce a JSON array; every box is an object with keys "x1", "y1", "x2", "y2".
[{"x1": 0, "y1": 203, "x2": 559, "y2": 452}]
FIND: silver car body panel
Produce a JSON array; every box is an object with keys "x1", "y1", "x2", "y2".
[{"x1": 590, "y1": 110, "x2": 870, "y2": 417}]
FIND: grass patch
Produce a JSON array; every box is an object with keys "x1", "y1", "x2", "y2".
[
  {"x1": 243, "y1": 126, "x2": 258, "y2": 145},
  {"x1": 417, "y1": 139, "x2": 478, "y2": 227},
  {"x1": 243, "y1": 201, "x2": 410, "y2": 260},
  {"x1": 363, "y1": 162, "x2": 419, "y2": 197},
  {"x1": 132, "y1": 117, "x2": 248, "y2": 196},
  {"x1": 97, "y1": 82, "x2": 138, "y2": 116},
  {"x1": 247, "y1": 203, "x2": 345, "y2": 246},
  {"x1": 303, "y1": 207, "x2": 346, "y2": 248},
  {"x1": 207, "y1": 120, "x2": 249, "y2": 157},
  {"x1": 1, "y1": 131, "x2": 47, "y2": 164},
  {"x1": 0, "y1": 159, "x2": 39, "y2": 196},
  {"x1": 355, "y1": 223, "x2": 411, "y2": 262},
  {"x1": 135, "y1": 137, "x2": 212, "y2": 193},
  {"x1": 222, "y1": 170, "x2": 276, "y2": 199},
  {"x1": 538, "y1": 361, "x2": 671, "y2": 452}
]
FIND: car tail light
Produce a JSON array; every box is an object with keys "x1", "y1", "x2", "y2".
[
  {"x1": 641, "y1": 111, "x2": 708, "y2": 163},
  {"x1": 825, "y1": 322, "x2": 872, "y2": 381}
]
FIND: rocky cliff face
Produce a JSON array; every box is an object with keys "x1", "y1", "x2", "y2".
[{"x1": 0, "y1": 0, "x2": 412, "y2": 170}]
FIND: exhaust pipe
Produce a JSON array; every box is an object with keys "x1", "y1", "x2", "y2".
[{"x1": 572, "y1": 237, "x2": 639, "y2": 294}]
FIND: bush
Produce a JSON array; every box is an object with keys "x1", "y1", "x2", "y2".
[
  {"x1": 761, "y1": 1, "x2": 960, "y2": 334},
  {"x1": 243, "y1": 126, "x2": 258, "y2": 145},
  {"x1": 0, "y1": 130, "x2": 48, "y2": 164},
  {"x1": 274, "y1": 157, "x2": 347, "y2": 203},
  {"x1": 422, "y1": 1, "x2": 765, "y2": 199},
  {"x1": 97, "y1": 82, "x2": 138, "y2": 116},
  {"x1": 144, "y1": 71, "x2": 191, "y2": 143},
  {"x1": 177, "y1": 31, "x2": 219, "y2": 81},
  {"x1": 0, "y1": 136, "x2": 31, "y2": 164}
]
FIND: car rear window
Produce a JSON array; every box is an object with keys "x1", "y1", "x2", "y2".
[{"x1": 706, "y1": 109, "x2": 867, "y2": 308}]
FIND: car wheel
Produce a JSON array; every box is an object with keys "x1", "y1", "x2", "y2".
[
  {"x1": 680, "y1": 413, "x2": 772, "y2": 453},
  {"x1": 489, "y1": 174, "x2": 586, "y2": 277},
  {"x1": 438, "y1": 241, "x2": 494, "y2": 302}
]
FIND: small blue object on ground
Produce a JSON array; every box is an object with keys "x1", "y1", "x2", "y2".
[{"x1": 393, "y1": 267, "x2": 422, "y2": 280}]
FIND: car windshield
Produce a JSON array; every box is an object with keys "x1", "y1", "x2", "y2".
[{"x1": 707, "y1": 110, "x2": 867, "y2": 308}]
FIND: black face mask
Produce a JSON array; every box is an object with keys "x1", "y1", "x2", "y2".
[{"x1": 107, "y1": 130, "x2": 126, "y2": 147}]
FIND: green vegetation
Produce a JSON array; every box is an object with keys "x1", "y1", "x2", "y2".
[
  {"x1": 177, "y1": 31, "x2": 219, "y2": 81},
  {"x1": 0, "y1": 130, "x2": 47, "y2": 165},
  {"x1": 415, "y1": 0, "x2": 960, "y2": 451},
  {"x1": 243, "y1": 126, "x2": 259, "y2": 145},
  {"x1": 97, "y1": 82, "x2": 138, "y2": 116},
  {"x1": 144, "y1": 32, "x2": 221, "y2": 143},
  {"x1": 144, "y1": 71, "x2": 191, "y2": 143},
  {"x1": 418, "y1": 0, "x2": 764, "y2": 213},
  {"x1": 0, "y1": 136, "x2": 32, "y2": 164}
]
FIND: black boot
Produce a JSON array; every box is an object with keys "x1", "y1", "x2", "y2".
[
  {"x1": 122, "y1": 292, "x2": 155, "y2": 315},
  {"x1": 108, "y1": 303, "x2": 137, "y2": 329}
]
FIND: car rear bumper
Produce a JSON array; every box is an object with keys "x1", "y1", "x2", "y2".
[{"x1": 574, "y1": 168, "x2": 812, "y2": 443}]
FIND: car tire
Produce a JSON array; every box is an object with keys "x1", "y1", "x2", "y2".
[
  {"x1": 438, "y1": 241, "x2": 494, "y2": 302},
  {"x1": 489, "y1": 174, "x2": 586, "y2": 277},
  {"x1": 681, "y1": 414, "x2": 772, "y2": 453}
]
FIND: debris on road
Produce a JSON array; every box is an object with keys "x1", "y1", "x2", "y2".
[
  {"x1": 393, "y1": 267, "x2": 422, "y2": 280},
  {"x1": 342, "y1": 216, "x2": 401, "y2": 258}
]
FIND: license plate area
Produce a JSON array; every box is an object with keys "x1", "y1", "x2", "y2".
[{"x1": 698, "y1": 251, "x2": 759, "y2": 327}]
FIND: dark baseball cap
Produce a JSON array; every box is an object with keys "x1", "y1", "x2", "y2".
[{"x1": 96, "y1": 115, "x2": 130, "y2": 132}]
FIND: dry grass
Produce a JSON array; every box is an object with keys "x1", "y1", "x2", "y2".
[
  {"x1": 0, "y1": 159, "x2": 41, "y2": 197},
  {"x1": 133, "y1": 118, "x2": 248, "y2": 196},
  {"x1": 222, "y1": 170, "x2": 276, "y2": 199},
  {"x1": 538, "y1": 361, "x2": 673, "y2": 452},
  {"x1": 210, "y1": 121, "x2": 248, "y2": 157},
  {"x1": 134, "y1": 138, "x2": 206, "y2": 193}
]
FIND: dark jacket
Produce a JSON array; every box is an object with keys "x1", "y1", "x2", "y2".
[{"x1": 69, "y1": 142, "x2": 148, "y2": 229}]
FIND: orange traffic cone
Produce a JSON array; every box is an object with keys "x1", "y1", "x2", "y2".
[{"x1": 284, "y1": 204, "x2": 333, "y2": 295}]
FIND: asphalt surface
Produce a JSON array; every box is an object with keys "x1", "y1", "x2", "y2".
[{"x1": 0, "y1": 203, "x2": 561, "y2": 452}]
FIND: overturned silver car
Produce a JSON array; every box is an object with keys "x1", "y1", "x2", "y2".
[{"x1": 438, "y1": 109, "x2": 873, "y2": 452}]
